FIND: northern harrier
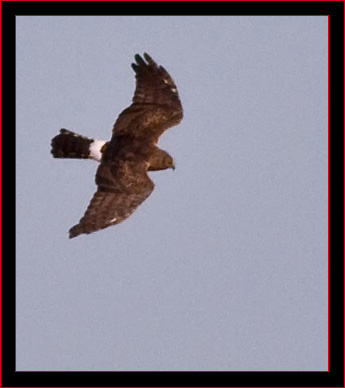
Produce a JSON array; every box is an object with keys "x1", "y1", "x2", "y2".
[{"x1": 51, "y1": 53, "x2": 183, "y2": 238}]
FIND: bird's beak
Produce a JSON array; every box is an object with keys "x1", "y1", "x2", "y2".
[{"x1": 171, "y1": 163, "x2": 176, "y2": 171}]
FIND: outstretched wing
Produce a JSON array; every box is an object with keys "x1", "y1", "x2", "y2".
[
  {"x1": 112, "y1": 53, "x2": 183, "y2": 140},
  {"x1": 69, "y1": 160, "x2": 154, "y2": 238}
]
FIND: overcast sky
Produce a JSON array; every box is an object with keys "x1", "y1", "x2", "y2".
[{"x1": 16, "y1": 16, "x2": 328, "y2": 371}]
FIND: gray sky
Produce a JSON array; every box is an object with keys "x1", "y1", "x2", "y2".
[{"x1": 16, "y1": 16, "x2": 328, "y2": 371}]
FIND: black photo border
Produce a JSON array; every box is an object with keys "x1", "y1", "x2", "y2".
[{"x1": 3, "y1": 1, "x2": 343, "y2": 387}]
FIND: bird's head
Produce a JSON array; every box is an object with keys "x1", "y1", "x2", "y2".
[{"x1": 148, "y1": 149, "x2": 175, "y2": 171}]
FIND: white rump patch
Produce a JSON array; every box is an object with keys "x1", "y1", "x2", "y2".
[{"x1": 89, "y1": 139, "x2": 106, "y2": 162}]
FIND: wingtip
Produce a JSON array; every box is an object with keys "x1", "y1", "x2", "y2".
[
  {"x1": 134, "y1": 53, "x2": 145, "y2": 66},
  {"x1": 69, "y1": 224, "x2": 81, "y2": 239},
  {"x1": 143, "y1": 52, "x2": 154, "y2": 63},
  {"x1": 133, "y1": 53, "x2": 157, "y2": 68}
]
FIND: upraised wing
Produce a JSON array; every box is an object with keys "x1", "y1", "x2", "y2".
[{"x1": 112, "y1": 53, "x2": 183, "y2": 140}]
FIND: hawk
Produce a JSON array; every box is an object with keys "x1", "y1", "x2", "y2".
[{"x1": 51, "y1": 53, "x2": 183, "y2": 238}]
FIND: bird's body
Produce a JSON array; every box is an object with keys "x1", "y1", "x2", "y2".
[{"x1": 51, "y1": 53, "x2": 183, "y2": 238}]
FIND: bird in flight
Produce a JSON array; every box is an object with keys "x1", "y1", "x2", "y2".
[{"x1": 51, "y1": 53, "x2": 183, "y2": 238}]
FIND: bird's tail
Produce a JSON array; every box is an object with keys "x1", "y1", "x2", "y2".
[{"x1": 51, "y1": 129, "x2": 106, "y2": 162}]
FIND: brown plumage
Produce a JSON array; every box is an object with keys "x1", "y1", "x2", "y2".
[{"x1": 51, "y1": 53, "x2": 183, "y2": 238}]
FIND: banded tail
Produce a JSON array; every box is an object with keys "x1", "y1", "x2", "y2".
[{"x1": 51, "y1": 129, "x2": 107, "y2": 162}]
